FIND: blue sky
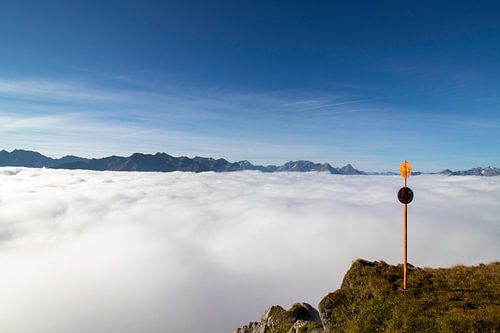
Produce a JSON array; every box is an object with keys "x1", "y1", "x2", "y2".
[{"x1": 0, "y1": 1, "x2": 499, "y2": 171}]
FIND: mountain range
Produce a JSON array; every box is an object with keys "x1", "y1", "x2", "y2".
[{"x1": 0, "y1": 149, "x2": 499, "y2": 176}]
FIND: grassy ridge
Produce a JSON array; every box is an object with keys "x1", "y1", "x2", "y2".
[{"x1": 319, "y1": 260, "x2": 500, "y2": 333}]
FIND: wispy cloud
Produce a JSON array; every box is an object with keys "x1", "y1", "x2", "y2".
[
  {"x1": 1, "y1": 76, "x2": 498, "y2": 170},
  {"x1": 0, "y1": 77, "x2": 378, "y2": 162},
  {"x1": 0, "y1": 79, "x2": 125, "y2": 103}
]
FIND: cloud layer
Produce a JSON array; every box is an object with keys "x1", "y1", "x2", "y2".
[{"x1": 0, "y1": 168, "x2": 499, "y2": 333}]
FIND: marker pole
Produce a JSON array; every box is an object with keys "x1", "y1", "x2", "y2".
[
  {"x1": 399, "y1": 160, "x2": 412, "y2": 291},
  {"x1": 404, "y1": 200, "x2": 407, "y2": 290},
  {"x1": 404, "y1": 166, "x2": 407, "y2": 290}
]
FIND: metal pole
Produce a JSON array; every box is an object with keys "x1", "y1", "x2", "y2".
[
  {"x1": 404, "y1": 165, "x2": 407, "y2": 290},
  {"x1": 404, "y1": 202, "x2": 407, "y2": 290}
]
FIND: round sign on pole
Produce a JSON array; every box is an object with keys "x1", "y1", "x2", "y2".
[
  {"x1": 400, "y1": 161, "x2": 412, "y2": 179},
  {"x1": 398, "y1": 187, "x2": 414, "y2": 204}
]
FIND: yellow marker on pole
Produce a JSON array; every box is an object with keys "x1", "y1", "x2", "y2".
[
  {"x1": 398, "y1": 161, "x2": 413, "y2": 290},
  {"x1": 400, "y1": 161, "x2": 412, "y2": 184}
]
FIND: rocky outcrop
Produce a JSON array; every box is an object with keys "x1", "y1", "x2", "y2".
[
  {"x1": 235, "y1": 303, "x2": 323, "y2": 333},
  {"x1": 235, "y1": 260, "x2": 500, "y2": 333}
]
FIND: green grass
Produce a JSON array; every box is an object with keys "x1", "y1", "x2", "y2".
[{"x1": 320, "y1": 260, "x2": 500, "y2": 333}]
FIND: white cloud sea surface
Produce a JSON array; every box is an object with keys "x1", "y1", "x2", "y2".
[{"x1": 0, "y1": 168, "x2": 499, "y2": 333}]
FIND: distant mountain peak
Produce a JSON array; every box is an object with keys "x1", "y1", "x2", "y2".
[
  {"x1": 338, "y1": 163, "x2": 366, "y2": 175},
  {"x1": 437, "y1": 169, "x2": 453, "y2": 175},
  {"x1": 0, "y1": 149, "x2": 89, "y2": 168}
]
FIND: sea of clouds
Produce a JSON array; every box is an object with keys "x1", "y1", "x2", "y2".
[{"x1": 0, "y1": 168, "x2": 499, "y2": 333}]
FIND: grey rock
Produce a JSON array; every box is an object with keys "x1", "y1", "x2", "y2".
[
  {"x1": 287, "y1": 320, "x2": 324, "y2": 333},
  {"x1": 234, "y1": 303, "x2": 323, "y2": 333}
]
